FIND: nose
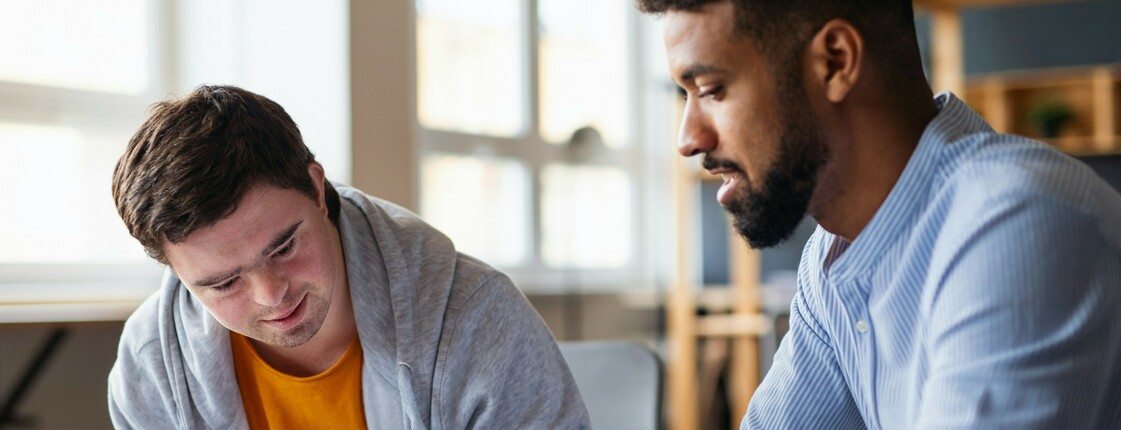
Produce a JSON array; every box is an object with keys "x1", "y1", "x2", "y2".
[
  {"x1": 677, "y1": 100, "x2": 716, "y2": 157},
  {"x1": 249, "y1": 269, "x2": 288, "y2": 307}
]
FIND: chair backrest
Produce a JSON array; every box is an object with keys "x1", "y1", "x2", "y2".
[{"x1": 559, "y1": 341, "x2": 663, "y2": 430}]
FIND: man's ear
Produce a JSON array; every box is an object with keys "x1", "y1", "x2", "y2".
[
  {"x1": 807, "y1": 19, "x2": 863, "y2": 103},
  {"x1": 307, "y1": 162, "x2": 327, "y2": 213}
]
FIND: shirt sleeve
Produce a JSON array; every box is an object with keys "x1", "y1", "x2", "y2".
[
  {"x1": 918, "y1": 194, "x2": 1121, "y2": 428},
  {"x1": 431, "y1": 273, "x2": 591, "y2": 429},
  {"x1": 744, "y1": 290, "x2": 866, "y2": 430}
]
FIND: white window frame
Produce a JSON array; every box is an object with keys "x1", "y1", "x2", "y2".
[
  {"x1": 0, "y1": 0, "x2": 172, "y2": 299},
  {"x1": 417, "y1": 0, "x2": 661, "y2": 293}
]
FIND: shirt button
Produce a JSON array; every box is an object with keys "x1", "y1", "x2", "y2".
[{"x1": 856, "y1": 320, "x2": 869, "y2": 333}]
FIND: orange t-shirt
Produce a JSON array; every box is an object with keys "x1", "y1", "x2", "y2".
[{"x1": 230, "y1": 333, "x2": 366, "y2": 429}]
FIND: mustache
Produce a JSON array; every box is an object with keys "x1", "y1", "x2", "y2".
[{"x1": 702, "y1": 155, "x2": 744, "y2": 175}]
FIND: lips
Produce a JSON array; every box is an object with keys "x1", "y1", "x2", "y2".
[
  {"x1": 715, "y1": 171, "x2": 739, "y2": 206},
  {"x1": 266, "y1": 302, "x2": 300, "y2": 321},
  {"x1": 702, "y1": 157, "x2": 745, "y2": 206},
  {"x1": 261, "y1": 295, "x2": 307, "y2": 330}
]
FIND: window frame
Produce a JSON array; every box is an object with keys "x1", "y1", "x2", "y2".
[
  {"x1": 416, "y1": 0, "x2": 655, "y2": 293},
  {"x1": 0, "y1": 0, "x2": 172, "y2": 288}
]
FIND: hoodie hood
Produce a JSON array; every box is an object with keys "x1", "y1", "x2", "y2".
[{"x1": 336, "y1": 185, "x2": 459, "y2": 428}]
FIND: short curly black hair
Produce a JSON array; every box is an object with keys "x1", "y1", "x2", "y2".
[{"x1": 637, "y1": 0, "x2": 923, "y2": 90}]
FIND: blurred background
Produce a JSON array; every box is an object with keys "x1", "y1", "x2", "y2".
[{"x1": 1, "y1": 0, "x2": 1120, "y2": 429}]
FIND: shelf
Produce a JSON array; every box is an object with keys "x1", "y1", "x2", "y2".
[
  {"x1": 1045, "y1": 137, "x2": 1121, "y2": 157},
  {"x1": 914, "y1": 0, "x2": 1090, "y2": 96},
  {"x1": 696, "y1": 314, "x2": 772, "y2": 338},
  {"x1": 965, "y1": 64, "x2": 1121, "y2": 155}
]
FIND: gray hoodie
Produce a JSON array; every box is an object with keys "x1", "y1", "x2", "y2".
[{"x1": 107, "y1": 185, "x2": 590, "y2": 429}]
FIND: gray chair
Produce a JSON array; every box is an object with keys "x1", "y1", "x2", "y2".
[{"x1": 559, "y1": 341, "x2": 663, "y2": 430}]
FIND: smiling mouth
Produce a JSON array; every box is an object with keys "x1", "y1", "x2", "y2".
[
  {"x1": 267, "y1": 304, "x2": 299, "y2": 321},
  {"x1": 701, "y1": 156, "x2": 747, "y2": 205},
  {"x1": 262, "y1": 294, "x2": 307, "y2": 323},
  {"x1": 716, "y1": 171, "x2": 741, "y2": 205}
]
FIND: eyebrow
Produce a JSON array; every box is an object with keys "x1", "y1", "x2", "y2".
[
  {"x1": 678, "y1": 64, "x2": 726, "y2": 83},
  {"x1": 191, "y1": 220, "x2": 303, "y2": 287}
]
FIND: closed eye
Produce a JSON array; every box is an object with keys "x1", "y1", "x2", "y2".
[
  {"x1": 212, "y1": 278, "x2": 237, "y2": 291},
  {"x1": 698, "y1": 85, "x2": 723, "y2": 99},
  {"x1": 273, "y1": 238, "x2": 296, "y2": 258}
]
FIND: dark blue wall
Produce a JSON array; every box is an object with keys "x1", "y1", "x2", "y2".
[{"x1": 916, "y1": 0, "x2": 1121, "y2": 75}]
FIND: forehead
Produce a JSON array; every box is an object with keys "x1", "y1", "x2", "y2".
[
  {"x1": 663, "y1": 2, "x2": 762, "y2": 80},
  {"x1": 163, "y1": 185, "x2": 312, "y2": 275}
]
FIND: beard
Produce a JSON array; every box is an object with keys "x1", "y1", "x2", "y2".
[{"x1": 716, "y1": 79, "x2": 828, "y2": 249}]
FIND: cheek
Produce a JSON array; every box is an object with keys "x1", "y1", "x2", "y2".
[
  {"x1": 716, "y1": 106, "x2": 768, "y2": 157},
  {"x1": 713, "y1": 94, "x2": 764, "y2": 142},
  {"x1": 195, "y1": 293, "x2": 253, "y2": 329},
  {"x1": 285, "y1": 241, "x2": 334, "y2": 283}
]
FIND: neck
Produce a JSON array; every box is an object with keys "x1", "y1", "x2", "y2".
[{"x1": 812, "y1": 89, "x2": 939, "y2": 242}]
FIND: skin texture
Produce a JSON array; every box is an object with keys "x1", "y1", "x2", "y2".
[
  {"x1": 163, "y1": 163, "x2": 356, "y2": 376},
  {"x1": 664, "y1": 0, "x2": 937, "y2": 245}
]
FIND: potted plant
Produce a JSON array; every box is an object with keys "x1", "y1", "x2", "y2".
[{"x1": 1027, "y1": 99, "x2": 1074, "y2": 139}]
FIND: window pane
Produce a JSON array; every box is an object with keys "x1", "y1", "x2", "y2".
[
  {"x1": 421, "y1": 154, "x2": 529, "y2": 266},
  {"x1": 541, "y1": 164, "x2": 631, "y2": 268},
  {"x1": 538, "y1": 0, "x2": 629, "y2": 147},
  {"x1": 0, "y1": 123, "x2": 146, "y2": 263},
  {"x1": 416, "y1": 0, "x2": 525, "y2": 137},
  {"x1": 0, "y1": 0, "x2": 150, "y2": 94}
]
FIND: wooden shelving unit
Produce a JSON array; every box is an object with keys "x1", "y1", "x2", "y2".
[
  {"x1": 914, "y1": 0, "x2": 1086, "y2": 96},
  {"x1": 966, "y1": 65, "x2": 1121, "y2": 155}
]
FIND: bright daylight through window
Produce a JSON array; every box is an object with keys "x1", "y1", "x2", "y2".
[
  {"x1": 0, "y1": 0, "x2": 154, "y2": 265},
  {"x1": 416, "y1": 0, "x2": 637, "y2": 285}
]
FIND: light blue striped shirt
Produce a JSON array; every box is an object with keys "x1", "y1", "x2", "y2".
[{"x1": 745, "y1": 93, "x2": 1121, "y2": 429}]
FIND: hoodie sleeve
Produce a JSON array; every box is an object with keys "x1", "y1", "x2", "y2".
[
  {"x1": 432, "y1": 272, "x2": 591, "y2": 429},
  {"x1": 107, "y1": 312, "x2": 180, "y2": 430}
]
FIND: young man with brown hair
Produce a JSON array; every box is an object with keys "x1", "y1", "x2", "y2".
[
  {"x1": 108, "y1": 85, "x2": 589, "y2": 429},
  {"x1": 639, "y1": 0, "x2": 1121, "y2": 428}
]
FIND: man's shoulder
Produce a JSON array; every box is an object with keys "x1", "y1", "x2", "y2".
[
  {"x1": 110, "y1": 288, "x2": 169, "y2": 406},
  {"x1": 914, "y1": 134, "x2": 1121, "y2": 278},
  {"x1": 932, "y1": 135, "x2": 1121, "y2": 235},
  {"x1": 447, "y1": 253, "x2": 514, "y2": 301}
]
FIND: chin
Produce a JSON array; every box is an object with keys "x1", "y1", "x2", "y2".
[{"x1": 728, "y1": 191, "x2": 807, "y2": 249}]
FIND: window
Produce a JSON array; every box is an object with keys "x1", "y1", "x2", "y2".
[
  {"x1": 420, "y1": 153, "x2": 530, "y2": 267},
  {"x1": 1, "y1": 0, "x2": 352, "y2": 307},
  {"x1": 0, "y1": 0, "x2": 151, "y2": 94},
  {"x1": 0, "y1": 0, "x2": 163, "y2": 271},
  {"x1": 416, "y1": 0, "x2": 525, "y2": 137},
  {"x1": 416, "y1": 0, "x2": 647, "y2": 291}
]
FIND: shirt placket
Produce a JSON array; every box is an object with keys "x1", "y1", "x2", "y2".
[{"x1": 839, "y1": 277, "x2": 880, "y2": 430}]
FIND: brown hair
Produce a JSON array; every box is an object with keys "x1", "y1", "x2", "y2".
[
  {"x1": 636, "y1": 0, "x2": 924, "y2": 92},
  {"x1": 112, "y1": 85, "x2": 340, "y2": 264}
]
